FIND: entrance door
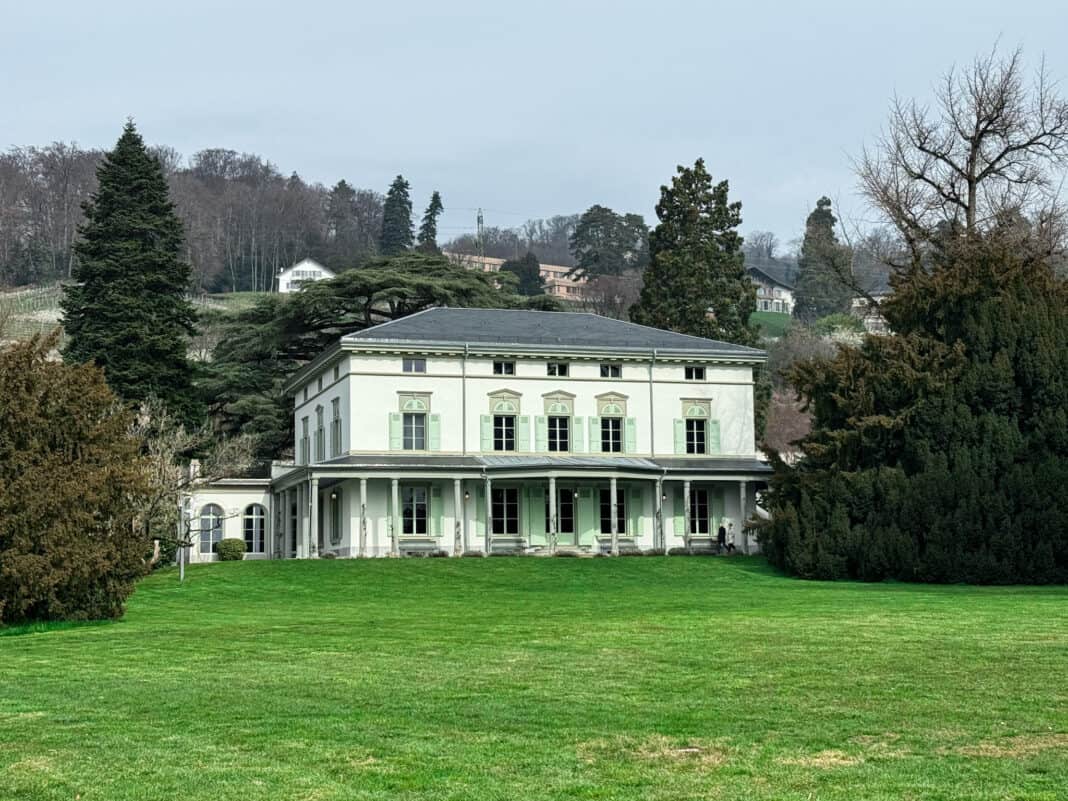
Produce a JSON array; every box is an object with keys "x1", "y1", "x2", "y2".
[{"x1": 689, "y1": 488, "x2": 711, "y2": 536}]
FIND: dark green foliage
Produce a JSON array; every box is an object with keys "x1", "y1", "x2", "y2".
[
  {"x1": 760, "y1": 239, "x2": 1068, "y2": 584},
  {"x1": 416, "y1": 191, "x2": 444, "y2": 254},
  {"x1": 630, "y1": 159, "x2": 757, "y2": 348},
  {"x1": 500, "y1": 252, "x2": 544, "y2": 295},
  {"x1": 217, "y1": 539, "x2": 246, "y2": 561},
  {"x1": 0, "y1": 335, "x2": 150, "y2": 624},
  {"x1": 61, "y1": 122, "x2": 200, "y2": 425},
  {"x1": 200, "y1": 253, "x2": 558, "y2": 458},
  {"x1": 379, "y1": 175, "x2": 414, "y2": 256},
  {"x1": 792, "y1": 197, "x2": 853, "y2": 324},
  {"x1": 812, "y1": 312, "x2": 864, "y2": 336},
  {"x1": 568, "y1": 205, "x2": 649, "y2": 279}
]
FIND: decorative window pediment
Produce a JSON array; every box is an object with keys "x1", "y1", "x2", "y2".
[
  {"x1": 489, "y1": 389, "x2": 521, "y2": 415},
  {"x1": 543, "y1": 390, "x2": 575, "y2": 416},
  {"x1": 596, "y1": 392, "x2": 628, "y2": 417},
  {"x1": 398, "y1": 392, "x2": 431, "y2": 412},
  {"x1": 682, "y1": 398, "x2": 711, "y2": 418}
]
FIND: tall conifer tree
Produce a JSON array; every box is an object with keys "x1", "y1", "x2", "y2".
[
  {"x1": 792, "y1": 197, "x2": 853, "y2": 323},
  {"x1": 61, "y1": 121, "x2": 199, "y2": 424},
  {"x1": 417, "y1": 190, "x2": 444, "y2": 253},
  {"x1": 630, "y1": 159, "x2": 756, "y2": 347},
  {"x1": 379, "y1": 175, "x2": 414, "y2": 256}
]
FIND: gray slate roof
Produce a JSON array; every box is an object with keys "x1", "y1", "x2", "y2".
[{"x1": 345, "y1": 308, "x2": 764, "y2": 357}]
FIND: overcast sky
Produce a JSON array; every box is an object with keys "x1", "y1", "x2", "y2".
[{"x1": 3, "y1": 1, "x2": 1067, "y2": 249}]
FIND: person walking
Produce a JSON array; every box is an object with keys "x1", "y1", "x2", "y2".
[{"x1": 717, "y1": 522, "x2": 727, "y2": 554}]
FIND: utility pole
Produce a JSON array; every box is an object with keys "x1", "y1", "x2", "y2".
[{"x1": 477, "y1": 208, "x2": 485, "y2": 267}]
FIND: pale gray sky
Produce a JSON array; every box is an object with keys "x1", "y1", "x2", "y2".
[{"x1": 3, "y1": 0, "x2": 1066, "y2": 248}]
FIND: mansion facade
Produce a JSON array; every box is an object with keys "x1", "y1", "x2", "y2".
[{"x1": 187, "y1": 308, "x2": 771, "y2": 560}]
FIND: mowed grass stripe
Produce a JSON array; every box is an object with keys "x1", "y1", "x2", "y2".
[{"x1": 1, "y1": 557, "x2": 1066, "y2": 800}]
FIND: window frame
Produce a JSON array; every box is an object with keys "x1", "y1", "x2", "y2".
[
  {"x1": 600, "y1": 416, "x2": 623, "y2": 453},
  {"x1": 314, "y1": 406, "x2": 325, "y2": 461},
  {"x1": 491, "y1": 487, "x2": 520, "y2": 535},
  {"x1": 199, "y1": 504, "x2": 224, "y2": 554},
  {"x1": 684, "y1": 365, "x2": 706, "y2": 381},
  {"x1": 689, "y1": 488, "x2": 711, "y2": 535},
  {"x1": 403, "y1": 411, "x2": 427, "y2": 450},
  {"x1": 493, "y1": 360, "x2": 516, "y2": 376},
  {"x1": 493, "y1": 414, "x2": 517, "y2": 451},
  {"x1": 599, "y1": 363, "x2": 622, "y2": 379},
  {"x1": 403, "y1": 357, "x2": 427, "y2": 374},
  {"x1": 686, "y1": 418, "x2": 707, "y2": 454},
  {"x1": 598, "y1": 488, "x2": 627, "y2": 535},
  {"x1": 401, "y1": 485, "x2": 429, "y2": 535},
  {"x1": 546, "y1": 361, "x2": 569, "y2": 377},
  {"x1": 243, "y1": 504, "x2": 266, "y2": 553},
  {"x1": 545, "y1": 487, "x2": 576, "y2": 534},
  {"x1": 547, "y1": 415, "x2": 570, "y2": 452},
  {"x1": 330, "y1": 398, "x2": 342, "y2": 457},
  {"x1": 300, "y1": 416, "x2": 310, "y2": 465}
]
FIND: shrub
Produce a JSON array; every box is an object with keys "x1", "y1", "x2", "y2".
[
  {"x1": 428, "y1": 550, "x2": 449, "y2": 558},
  {"x1": 320, "y1": 551, "x2": 337, "y2": 560},
  {"x1": 461, "y1": 550, "x2": 485, "y2": 558},
  {"x1": 642, "y1": 548, "x2": 666, "y2": 556},
  {"x1": 0, "y1": 335, "x2": 151, "y2": 624},
  {"x1": 812, "y1": 312, "x2": 865, "y2": 336},
  {"x1": 552, "y1": 550, "x2": 579, "y2": 557},
  {"x1": 217, "y1": 539, "x2": 246, "y2": 561}
]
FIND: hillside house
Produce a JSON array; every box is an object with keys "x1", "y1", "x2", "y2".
[
  {"x1": 187, "y1": 308, "x2": 770, "y2": 560},
  {"x1": 277, "y1": 258, "x2": 335, "y2": 293}
]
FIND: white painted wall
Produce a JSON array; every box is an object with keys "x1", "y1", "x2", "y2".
[{"x1": 186, "y1": 484, "x2": 272, "y2": 563}]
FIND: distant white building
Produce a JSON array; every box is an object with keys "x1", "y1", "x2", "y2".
[
  {"x1": 277, "y1": 258, "x2": 335, "y2": 293},
  {"x1": 746, "y1": 265, "x2": 795, "y2": 315}
]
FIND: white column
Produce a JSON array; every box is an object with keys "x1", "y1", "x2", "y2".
[
  {"x1": 359, "y1": 478, "x2": 368, "y2": 558},
  {"x1": 609, "y1": 477, "x2": 619, "y2": 556},
  {"x1": 483, "y1": 475, "x2": 492, "y2": 555},
  {"x1": 739, "y1": 481, "x2": 749, "y2": 555},
  {"x1": 390, "y1": 478, "x2": 400, "y2": 556},
  {"x1": 683, "y1": 479, "x2": 692, "y2": 554},
  {"x1": 548, "y1": 476, "x2": 557, "y2": 554},
  {"x1": 309, "y1": 477, "x2": 319, "y2": 558},
  {"x1": 655, "y1": 478, "x2": 664, "y2": 552},
  {"x1": 453, "y1": 478, "x2": 463, "y2": 556},
  {"x1": 298, "y1": 484, "x2": 307, "y2": 559}
]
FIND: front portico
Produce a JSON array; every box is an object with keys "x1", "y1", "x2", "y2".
[{"x1": 267, "y1": 455, "x2": 770, "y2": 558}]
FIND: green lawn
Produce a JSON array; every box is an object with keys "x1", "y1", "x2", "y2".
[
  {"x1": 2, "y1": 558, "x2": 1066, "y2": 800},
  {"x1": 752, "y1": 310, "x2": 792, "y2": 338}
]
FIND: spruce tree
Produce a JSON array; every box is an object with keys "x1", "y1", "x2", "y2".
[
  {"x1": 61, "y1": 121, "x2": 199, "y2": 425},
  {"x1": 500, "y1": 252, "x2": 544, "y2": 295},
  {"x1": 417, "y1": 191, "x2": 444, "y2": 254},
  {"x1": 792, "y1": 197, "x2": 853, "y2": 324},
  {"x1": 379, "y1": 175, "x2": 414, "y2": 256},
  {"x1": 630, "y1": 159, "x2": 756, "y2": 347}
]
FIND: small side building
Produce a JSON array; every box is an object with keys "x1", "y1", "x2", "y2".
[{"x1": 277, "y1": 258, "x2": 335, "y2": 294}]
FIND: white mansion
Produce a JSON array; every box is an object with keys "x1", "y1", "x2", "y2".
[{"x1": 187, "y1": 308, "x2": 771, "y2": 560}]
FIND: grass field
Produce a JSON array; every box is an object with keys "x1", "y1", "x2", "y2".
[
  {"x1": 752, "y1": 310, "x2": 792, "y2": 339},
  {"x1": 2, "y1": 558, "x2": 1067, "y2": 801}
]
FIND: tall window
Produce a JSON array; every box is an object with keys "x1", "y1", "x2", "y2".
[
  {"x1": 300, "y1": 417, "x2": 310, "y2": 465},
  {"x1": 403, "y1": 412, "x2": 426, "y2": 450},
  {"x1": 199, "y1": 504, "x2": 223, "y2": 553},
  {"x1": 684, "y1": 365, "x2": 706, "y2": 381},
  {"x1": 601, "y1": 417, "x2": 622, "y2": 453},
  {"x1": 545, "y1": 488, "x2": 575, "y2": 533},
  {"x1": 548, "y1": 416, "x2": 570, "y2": 451},
  {"x1": 686, "y1": 418, "x2": 707, "y2": 454},
  {"x1": 333, "y1": 364, "x2": 340, "y2": 381},
  {"x1": 599, "y1": 363, "x2": 621, "y2": 378},
  {"x1": 494, "y1": 415, "x2": 516, "y2": 451},
  {"x1": 243, "y1": 504, "x2": 266, "y2": 553},
  {"x1": 547, "y1": 361, "x2": 569, "y2": 377},
  {"x1": 402, "y1": 486, "x2": 428, "y2": 534},
  {"x1": 493, "y1": 360, "x2": 515, "y2": 375},
  {"x1": 598, "y1": 489, "x2": 626, "y2": 535},
  {"x1": 315, "y1": 406, "x2": 325, "y2": 461},
  {"x1": 689, "y1": 488, "x2": 710, "y2": 534},
  {"x1": 403, "y1": 358, "x2": 426, "y2": 373},
  {"x1": 330, "y1": 398, "x2": 341, "y2": 457},
  {"x1": 491, "y1": 487, "x2": 519, "y2": 534}
]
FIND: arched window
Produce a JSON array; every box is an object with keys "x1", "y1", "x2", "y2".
[
  {"x1": 199, "y1": 504, "x2": 223, "y2": 554},
  {"x1": 244, "y1": 504, "x2": 266, "y2": 553}
]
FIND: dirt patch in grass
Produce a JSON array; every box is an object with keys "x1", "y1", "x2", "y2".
[
  {"x1": 778, "y1": 749, "x2": 863, "y2": 768},
  {"x1": 6, "y1": 755, "x2": 54, "y2": 773},
  {"x1": 578, "y1": 734, "x2": 729, "y2": 769},
  {"x1": 950, "y1": 733, "x2": 1068, "y2": 758}
]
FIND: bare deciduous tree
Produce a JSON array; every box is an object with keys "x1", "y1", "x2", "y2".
[
  {"x1": 743, "y1": 230, "x2": 779, "y2": 260},
  {"x1": 857, "y1": 46, "x2": 1068, "y2": 264}
]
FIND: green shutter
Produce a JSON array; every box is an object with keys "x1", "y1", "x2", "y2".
[
  {"x1": 624, "y1": 417, "x2": 637, "y2": 453},
  {"x1": 714, "y1": 487, "x2": 725, "y2": 530},
  {"x1": 628, "y1": 486, "x2": 641, "y2": 537},
  {"x1": 389, "y1": 413, "x2": 403, "y2": 450},
  {"x1": 428, "y1": 414, "x2": 441, "y2": 451},
  {"x1": 518, "y1": 415, "x2": 531, "y2": 452},
  {"x1": 673, "y1": 419, "x2": 686, "y2": 454},
  {"x1": 474, "y1": 485, "x2": 485, "y2": 541},
  {"x1": 534, "y1": 416, "x2": 548, "y2": 451},
  {"x1": 572, "y1": 417, "x2": 585, "y2": 453},
  {"x1": 709, "y1": 419, "x2": 721, "y2": 454},
  {"x1": 588, "y1": 416, "x2": 601, "y2": 452},
  {"x1": 576, "y1": 488, "x2": 598, "y2": 545},
  {"x1": 527, "y1": 486, "x2": 546, "y2": 546},
  {"x1": 673, "y1": 487, "x2": 684, "y2": 536},
  {"x1": 430, "y1": 485, "x2": 443, "y2": 536},
  {"x1": 480, "y1": 415, "x2": 493, "y2": 452}
]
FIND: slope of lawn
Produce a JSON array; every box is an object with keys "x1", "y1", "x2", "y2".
[
  {"x1": 752, "y1": 310, "x2": 792, "y2": 339},
  {"x1": 2, "y1": 558, "x2": 1067, "y2": 801}
]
